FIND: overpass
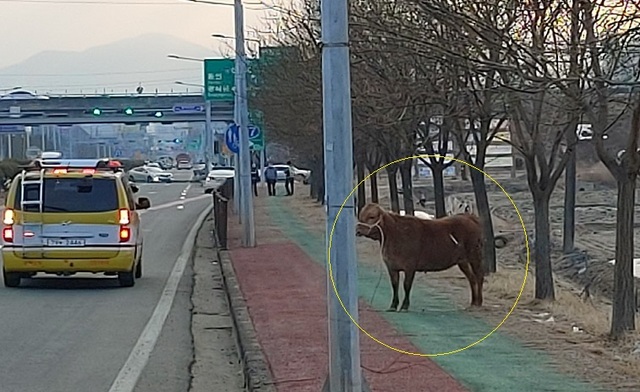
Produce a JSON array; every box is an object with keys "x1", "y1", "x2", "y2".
[{"x1": 0, "y1": 94, "x2": 234, "y2": 126}]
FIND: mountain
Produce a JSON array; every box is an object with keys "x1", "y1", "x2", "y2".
[{"x1": 0, "y1": 34, "x2": 222, "y2": 95}]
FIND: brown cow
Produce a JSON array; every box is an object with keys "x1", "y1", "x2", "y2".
[{"x1": 355, "y1": 203, "x2": 484, "y2": 312}]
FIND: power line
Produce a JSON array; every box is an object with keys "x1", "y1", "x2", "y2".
[
  {"x1": 25, "y1": 77, "x2": 202, "y2": 89},
  {"x1": 0, "y1": 67, "x2": 200, "y2": 77},
  {"x1": 0, "y1": 0, "x2": 267, "y2": 6}
]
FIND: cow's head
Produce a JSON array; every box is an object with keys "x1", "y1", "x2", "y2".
[{"x1": 356, "y1": 203, "x2": 385, "y2": 241}]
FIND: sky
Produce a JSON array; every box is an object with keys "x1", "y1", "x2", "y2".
[{"x1": 0, "y1": 0, "x2": 273, "y2": 69}]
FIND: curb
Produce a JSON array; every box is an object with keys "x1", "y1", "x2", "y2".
[{"x1": 211, "y1": 229, "x2": 276, "y2": 392}]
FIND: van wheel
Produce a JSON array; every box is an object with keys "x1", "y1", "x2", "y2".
[
  {"x1": 135, "y1": 259, "x2": 142, "y2": 279},
  {"x1": 3, "y1": 268, "x2": 21, "y2": 288},
  {"x1": 146, "y1": 176, "x2": 153, "y2": 183},
  {"x1": 118, "y1": 269, "x2": 135, "y2": 287}
]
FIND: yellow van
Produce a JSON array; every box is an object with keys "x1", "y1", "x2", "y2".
[{"x1": 1, "y1": 155, "x2": 151, "y2": 288}]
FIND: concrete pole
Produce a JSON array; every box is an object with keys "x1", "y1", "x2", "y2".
[
  {"x1": 205, "y1": 100, "x2": 212, "y2": 173},
  {"x1": 7, "y1": 135, "x2": 12, "y2": 159},
  {"x1": 320, "y1": 0, "x2": 367, "y2": 388},
  {"x1": 233, "y1": 74, "x2": 241, "y2": 221},
  {"x1": 235, "y1": 0, "x2": 255, "y2": 247}
]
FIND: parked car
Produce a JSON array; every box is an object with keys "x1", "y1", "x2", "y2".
[
  {"x1": 269, "y1": 164, "x2": 311, "y2": 184},
  {"x1": 176, "y1": 160, "x2": 193, "y2": 170},
  {"x1": 128, "y1": 166, "x2": 173, "y2": 183},
  {"x1": 203, "y1": 166, "x2": 235, "y2": 194}
]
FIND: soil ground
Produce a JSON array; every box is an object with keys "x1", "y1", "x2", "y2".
[{"x1": 283, "y1": 166, "x2": 640, "y2": 391}]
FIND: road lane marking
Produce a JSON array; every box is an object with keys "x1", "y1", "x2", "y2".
[
  {"x1": 108, "y1": 203, "x2": 213, "y2": 392},
  {"x1": 138, "y1": 194, "x2": 210, "y2": 216}
]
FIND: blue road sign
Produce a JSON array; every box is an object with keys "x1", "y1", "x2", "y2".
[
  {"x1": 114, "y1": 148, "x2": 122, "y2": 157},
  {"x1": 173, "y1": 104, "x2": 205, "y2": 114},
  {"x1": 0, "y1": 125, "x2": 25, "y2": 133},
  {"x1": 225, "y1": 123, "x2": 239, "y2": 154}
]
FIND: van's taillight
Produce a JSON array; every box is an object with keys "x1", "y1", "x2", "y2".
[
  {"x1": 3, "y1": 209, "x2": 14, "y2": 225},
  {"x1": 119, "y1": 227, "x2": 130, "y2": 242},
  {"x1": 118, "y1": 209, "x2": 130, "y2": 225},
  {"x1": 52, "y1": 168, "x2": 67, "y2": 174},
  {"x1": 82, "y1": 168, "x2": 96, "y2": 174},
  {"x1": 3, "y1": 227, "x2": 13, "y2": 242}
]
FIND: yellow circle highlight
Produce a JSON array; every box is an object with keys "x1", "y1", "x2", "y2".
[{"x1": 327, "y1": 154, "x2": 531, "y2": 357}]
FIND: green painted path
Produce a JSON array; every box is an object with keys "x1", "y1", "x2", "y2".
[{"x1": 266, "y1": 198, "x2": 610, "y2": 392}]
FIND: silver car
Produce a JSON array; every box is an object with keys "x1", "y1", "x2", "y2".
[{"x1": 128, "y1": 166, "x2": 173, "y2": 183}]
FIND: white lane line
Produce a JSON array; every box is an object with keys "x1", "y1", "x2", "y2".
[
  {"x1": 108, "y1": 203, "x2": 213, "y2": 392},
  {"x1": 138, "y1": 194, "x2": 210, "y2": 216}
]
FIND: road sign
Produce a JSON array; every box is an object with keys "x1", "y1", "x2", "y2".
[
  {"x1": 204, "y1": 59, "x2": 235, "y2": 101},
  {"x1": 225, "y1": 123, "x2": 264, "y2": 153},
  {"x1": 114, "y1": 148, "x2": 122, "y2": 157},
  {"x1": 225, "y1": 123, "x2": 240, "y2": 154},
  {"x1": 0, "y1": 125, "x2": 25, "y2": 133},
  {"x1": 173, "y1": 104, "x2": 205, "y2": 113}
]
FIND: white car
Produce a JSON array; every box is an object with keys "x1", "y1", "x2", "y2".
[
  {"x1": 269, "y1": 164, "x2": 311, "y2": 183},
  {"x1": 203, "y1": 166, "x2": 235, "y2": 193},
  {"x1": 0, "y1": 90, "x2": 50, "y2": 100},
  {"x1": 128, "y1": 166, "x2": 173, "y2": 183}
]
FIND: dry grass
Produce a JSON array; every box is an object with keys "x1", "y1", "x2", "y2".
[{"x1": 282, "y1": 182, "x2": 640, "y2": 390}]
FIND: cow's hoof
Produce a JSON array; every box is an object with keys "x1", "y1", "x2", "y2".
[
  {"x1": 386, "y1": 307, "x2": 397, "y2": 312},
  {"x1": 399, "y1": 308, "x2": 409, "y2": 313}
]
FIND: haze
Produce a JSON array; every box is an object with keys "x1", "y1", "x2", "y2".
[{"x1": 0, "y1": 0, "x2": 271, "y2": 91}]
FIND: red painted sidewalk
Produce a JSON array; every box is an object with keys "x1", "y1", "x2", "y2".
[{"x1": 226, "y1": 201, "x2": 467, "y2": 392}]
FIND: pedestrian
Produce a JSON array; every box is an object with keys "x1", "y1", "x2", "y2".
[
  {"x1": 264, "y1": 163, "x2": 277, "y2": 196},
  {"x1": 251, "y1": 163, "x2": 260, "y2": 197},
  {"x1": 285, "y1": 160, "x2": 295, "y2": 196}
]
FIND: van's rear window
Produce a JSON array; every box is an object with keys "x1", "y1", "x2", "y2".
[{"x1": 14, "y1": 178, "x2": 118, "y2": 213}]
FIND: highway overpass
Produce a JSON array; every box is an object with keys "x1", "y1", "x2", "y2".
[{"x1": 0, "y1": 94, "x2": 233, "y2": 126}]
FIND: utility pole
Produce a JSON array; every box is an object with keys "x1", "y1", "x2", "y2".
[
  {"x1": 320, "y1": 0, "x2": 368, "y2": 388},
  {"x1": 204, "y1": 101, "x2": 212, "y2": 173},
  {"x1": 234, "y1": 0, "x2": 255, "y2": 247}
]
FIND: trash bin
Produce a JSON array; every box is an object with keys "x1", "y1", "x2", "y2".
[{"x1": 212, "y1": 178, "x2": 233, "y2": 250}]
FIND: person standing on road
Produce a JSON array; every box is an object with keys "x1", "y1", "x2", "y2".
[
  {"x1": 251, "y1": 163, "x2": 260, "y2": 197},
  {"x1": 264, "y1": 163, "x2": 277, "y2": 196},
  {"x1": 285, "y1": 160, "x2": 295, "y2": 196}
]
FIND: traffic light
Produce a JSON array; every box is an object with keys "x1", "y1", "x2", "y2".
[
  {"x1": 124, "y1": 107, "x2": 134, "y2": 115},
  {"x1": 153, "y1": 111, "x2": 163, "y2": 118},
  {"x1": 92, "y1": 108, "x2": 102, "y2": 116}
]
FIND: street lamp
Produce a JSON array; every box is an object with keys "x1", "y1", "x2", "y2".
[
  {"x1": 167, "y1": 54, "x2": 204, "y2": 63},
  {"x1": 190, "y1": 0, "x2": 256, "y2": 248},
  {"x1": 168, "y1": 58, "x2": 214, "y2": 178}
]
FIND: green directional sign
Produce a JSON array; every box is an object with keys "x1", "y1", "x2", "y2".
[
  {"x1": 204, "y1": 58, "x2": 235, "y2": 101},
  {"x1": 248, "y1": 110, "x2": 265, "y2": 151}
]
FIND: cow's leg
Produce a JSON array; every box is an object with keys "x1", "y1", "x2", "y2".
[
  {"x1": 400, "y1": 269, "x2": 416, "y2": 312},
  {"x1": 458, "y1": 263, "x2": 479, "y2": 306},
  {"x1": 387, "y1": 269, "x2": 400, "y2": 312},
  {"x1": 470, "y1": 258, "x2": 484, "y2": 306}
]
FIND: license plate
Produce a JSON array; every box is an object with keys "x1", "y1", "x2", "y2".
[{"x1": 46, "y1": 239, "x2": 86, "y2": 247}]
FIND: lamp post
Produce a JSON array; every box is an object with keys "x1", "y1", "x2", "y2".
[
  {"x1": 190, "y1": 0, "x2": 256, "y2": 247},
  {"x1": 167, "y1": 56, "x2": 213, "y2": 174}
]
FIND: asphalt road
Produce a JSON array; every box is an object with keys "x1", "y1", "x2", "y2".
[{"x1": 0, "y1": 169, "x2": 214, "y2": 392}]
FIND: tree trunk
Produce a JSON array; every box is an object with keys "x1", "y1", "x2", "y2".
[
  {"x1": 370, "y1": 172, "x2": 379, "y2": 203},
  {"x1": 317, "y1": 158, "x2": 325, "y2": 204},
  {"x1": 399, "y1": 160, "x2": 414, "y2": 215},
  {"x1": 356, "y1": 162, "x2": 366, "y2": 215},
  {"x1": 387, "y1": 167, "x2": 400, "y2": 213},
  {"x1": 533, "y1": 192, "x2": 555, "y2": 300},
  {"x1": 310, "y1": 157, "x2": 319, "y2": 200},
  {"x1": 563, "y1": 138, "x2": 577, "y2": 254},
  {"x1": 610, "y1": 178, "x2": 637, "y2": 338},
  {"x1": 432, "y1": 167, "x2": 446, "y2": 218},
  {"x1": 470, "y1": 168, "x2": 497, "y2": 274}
]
